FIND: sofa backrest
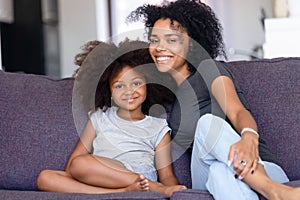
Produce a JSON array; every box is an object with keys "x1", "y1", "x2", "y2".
[
  {"x1": 0, "y1": 71, "x2": 78, "y2": 190},
  {"x1": 224, "y1": 57, "x2": 300, "y2": 181},
  {"x1": 0, "y1": 57, "x2": 299, "y2": 191}
]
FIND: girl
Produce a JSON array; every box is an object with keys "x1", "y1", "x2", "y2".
[
  {"x1": 128, "y1": 0, "x2": 300, "y2": 199},
  {"x1": 37, "y1": 39, "x2": 186, "y2": 197}
]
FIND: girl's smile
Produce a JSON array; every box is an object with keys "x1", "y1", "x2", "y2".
[{"x1": 110, "y1": 66, "x2": 147, "y2": 120}]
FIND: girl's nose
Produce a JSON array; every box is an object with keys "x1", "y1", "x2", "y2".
[{"x1": 124, "y1": 87, "x2": 134, "y2": 95}]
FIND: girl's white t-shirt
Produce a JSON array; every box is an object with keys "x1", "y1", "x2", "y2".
[{"x1": 89, "y1": 106, "x2": 170, "y2": 173}]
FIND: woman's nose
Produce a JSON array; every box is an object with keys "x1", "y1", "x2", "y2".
[
  {"x1": 156, "y1": 46, "x2": 167, "y2": 51},
  {"x1": 156, "y1": 41, "x2": 167, "y2": 51}
]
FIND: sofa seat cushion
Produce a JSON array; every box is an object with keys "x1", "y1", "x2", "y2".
[
  {"x1": 171, "y1": 189, "x2": 213, "y2": 200},
  {"x1": 0, "y1": 190, "x2": 168, "y2": 200}
]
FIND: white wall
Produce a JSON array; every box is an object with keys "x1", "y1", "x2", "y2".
[
  {"x1": 58, "y1": 0, "x2": 161, "y2": 77},
  {"x1": 208, "y1": 0, "x2": 273, "y2": 60},
  {"x1": 58, "y1": 0, "x2": 99, "y2": 77},
  {"x1": 0, "y1": 0, "x2": 276, "y2": 75},
  {"x1": 57, "y1": 0, "x2": 274, "y2": 77},
  {"x1": 110, "y1": 0, "x2": 169, "y2": 43},
  {"x1": 111, "y1": 0, "x2": 273, "y2": 60}
]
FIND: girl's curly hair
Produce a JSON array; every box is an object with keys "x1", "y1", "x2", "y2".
[
  {"x1": 74, "y1": 40, "x2": 101, "y2": 66},
  {"x1": 73, "y1": 40, "x2": 102, "y2": 77},
  {"x1": 74, "y1": 38, "x2": 176, "y2": 116},
  {"x1": 127, "y1": 0, "x2": 226, "y2": 71},
  {"x1": 95, "y1": 38, "x2": 176, "y2": 115}
]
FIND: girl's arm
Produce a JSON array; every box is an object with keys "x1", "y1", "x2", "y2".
[
  {"x1": 65, "y1": 120, "x2": 96, "y2": 173},
  {"x1": 211, "y1": 76, "x2": 259, "y2": 179},
  {"x1": 155, "y1": 132, "x2": 179, "y2": 186}
]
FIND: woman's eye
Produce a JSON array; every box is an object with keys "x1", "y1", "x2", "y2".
[
  {"x1": 150, "y1": 38, "x2": 159, "y2": 44},
  {"x1": 167, "y1": 38, "x2": 178, "y2": 44}
]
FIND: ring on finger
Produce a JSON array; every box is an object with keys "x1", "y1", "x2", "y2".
[{"x1": 240, "y1": 160, "x2": 247, "y2": 166}]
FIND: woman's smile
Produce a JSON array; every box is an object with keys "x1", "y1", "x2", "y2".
[{"x1": 149, "y1": 18, "x2": 192, "y2": 84}]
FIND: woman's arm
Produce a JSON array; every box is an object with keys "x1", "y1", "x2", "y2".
[
  {"x1": 155, "y1": 132, "x2": 179, "y2": 186},
  {"x1": 65, "y1": 120, "x2": 96, "y2": 172},
  {"x1": 211, "y1": 76, "x2": 259, "y2": 179}
]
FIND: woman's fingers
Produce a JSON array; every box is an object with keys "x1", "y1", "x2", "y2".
[{"x1": 229, "y1": 145, "x2": 259, "y2": 179}]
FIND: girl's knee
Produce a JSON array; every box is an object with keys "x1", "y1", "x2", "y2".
[
  {"x1": 68, "y1": 155, "x2": 89, "y2": 178},
  {"x1": 36, "y1": 169, "x2": 55, "y2": 190}
]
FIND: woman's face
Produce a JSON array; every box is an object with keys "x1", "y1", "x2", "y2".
[{"x1": 149, "y1": 18, "x2": 191, "y2": 83}]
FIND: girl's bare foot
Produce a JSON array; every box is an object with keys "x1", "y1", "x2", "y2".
[
  {"x1": 163, "y1": 185, "x2": 187, "y2": 197},
  {"x1": 125, "y1": 174, "x2": 149, "y2": 192}
]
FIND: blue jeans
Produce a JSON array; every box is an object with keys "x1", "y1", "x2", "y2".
[{"x1": 191, "y1": 114, "x2": 289, "y2": 200}]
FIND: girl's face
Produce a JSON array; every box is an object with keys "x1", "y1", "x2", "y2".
[
  {"x1": 149, "y1": 18, "x2": 191, "y2": 84},
  {"x1": 110, "y1": 66, "x2": 147, "y2": 113}
]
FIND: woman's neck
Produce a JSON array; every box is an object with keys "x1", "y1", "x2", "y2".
[{"x1": 170, "y1": 66, "x2": 192, "y2": 85}]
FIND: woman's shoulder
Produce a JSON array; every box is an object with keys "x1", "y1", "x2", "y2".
[
  {"x1": 186, "y1": 59, "x2": 233, "y2": 88},
  {"x1": 197, "y1": 59, "x2": 231, "y2": 77}
]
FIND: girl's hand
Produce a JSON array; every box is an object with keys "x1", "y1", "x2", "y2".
[{"x1": 228, "y1": 133, "x2": 259, "y2": 180}]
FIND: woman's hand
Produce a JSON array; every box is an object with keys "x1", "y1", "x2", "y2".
[
  {"x1": 212, "y1": 76, "x2": 260, "y2": 179},
  {"x1": 228, "y1": 132, "x2": 259, "y2": 179}
]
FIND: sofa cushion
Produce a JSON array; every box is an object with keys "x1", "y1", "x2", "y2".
[
  {"x1": 224, "y1": 57, "x2": 300, "y2": 181},
  {"x1": 171, "y1": 181, "x2": 300, "y2": 200},
  {"x1": 171, "y1": 143, "x2": 192, "y2": 188},
  {"x1": 171, "y1": 189, "x2": 213, "y2": 200},
  {"x1": 0, "y1": 71, "x2": 78, "y2": 190},
  {"x1": 0, "y1": 190, "x2": 168, "y2": 200}
]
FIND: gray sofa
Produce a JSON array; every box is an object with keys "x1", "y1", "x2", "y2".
[{"x1": 0, "y1": 57, "x2": 299, "y2": 199}]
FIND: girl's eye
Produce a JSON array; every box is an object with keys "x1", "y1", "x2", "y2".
[
  {"x1": 133, "y1": 81, "x2": 142, "y2": 86},
  {"x1": 115, "y1": 84, "x2": 123, "y2": 89}
]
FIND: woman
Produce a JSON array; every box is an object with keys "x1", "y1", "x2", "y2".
[{"x1": 128, "y1": 0, "x2": 300, "y2": 199}]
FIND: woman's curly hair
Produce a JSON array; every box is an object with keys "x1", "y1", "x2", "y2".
[{"x1": 127, "y1": 0, "x2": 226, "y2": 71}]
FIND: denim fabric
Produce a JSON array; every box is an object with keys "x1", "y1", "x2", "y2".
[{"x1": 191, "y1": 114, "x2": 289, "y2": 200}]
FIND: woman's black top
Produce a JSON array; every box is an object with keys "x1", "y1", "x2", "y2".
[{"x1": 168, "y1": 59, "x2": 279, "y2": 165}]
